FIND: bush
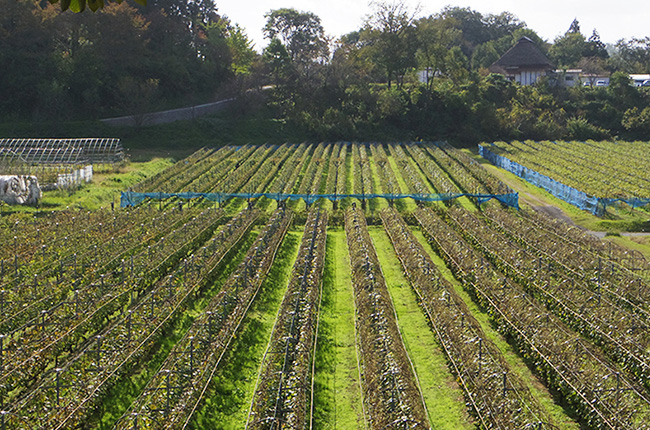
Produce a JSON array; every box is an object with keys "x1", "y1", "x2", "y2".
[{"x1": 566, "y1": 117, "x2": 611, "y2": 140}]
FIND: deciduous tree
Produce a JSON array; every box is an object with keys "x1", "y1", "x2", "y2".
[
  {"x1": 364, "y1": 0, "x2": 419, "y2": 88},
  {"x1": 263, "y1": 8, "x2": 328, "y2": 66},
  {"x1": 48, "y1": 0, "x2": 145, "y2": 13}
]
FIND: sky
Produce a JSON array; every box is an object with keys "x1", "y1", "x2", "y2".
[{"x1": 218, "y1": 0, "x2": 648, "y2": 52}]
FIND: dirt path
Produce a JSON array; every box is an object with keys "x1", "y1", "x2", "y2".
[
  {"x1": 532, "y1": 204, "x2": 578, "y2": 226},
  {"x1": 482, "y1": 163, "x2": 579, "y2": 222},
  {"x1": 478, "y1": 162, "x2": 616, "y2": 239}
]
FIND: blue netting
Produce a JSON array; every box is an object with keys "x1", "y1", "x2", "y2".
[
  {"x1": 479, "y1": 144, "x2": 650, "y2": 215},
  {"x1": 121, "y1": 191, "x2": 519, "y2": 210}
]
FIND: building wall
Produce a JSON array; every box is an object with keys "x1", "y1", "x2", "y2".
[
  {"x1": 630, "y1": 74, "x2": 650, "y2": 86},
  {"x1": 515, "y1": 70, "x2": 546, "y2": 85}
]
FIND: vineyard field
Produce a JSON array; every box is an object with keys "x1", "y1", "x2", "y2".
[
  {"x1": 481, "y1": 140, "x2": 650, "y2": 216},
  {"x1": 1, "y1": 142, "x2": 649, "y2": 429}
]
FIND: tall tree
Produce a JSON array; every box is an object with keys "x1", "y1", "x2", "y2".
[
  {"x1": 364, "y1": 0, "x2": 419, "y2": 88},
  {"x1": 585, "y1": 30, "x2": 608, "y2": 59},
  {"x1": 567, "y1": 18, "x2": 581, "y2": 34},
  {"x1": 437, "y1": 6, "x2": 490, "y2": 54},
  {"x1": 550, "y1": 22, "x2": 586, "y2": 68},
  {"x1": 263, "y1": 8, "x2": 328, "y2": 66},
  {"x1": 263, "y1": 8, "x2": 329, "y2": 120},
  {"x1": 47, "y1": 0, "x2": 145, "y2": 13},
  {"x1": 415, "y1": 15, "x2": 461, "y2": 88},
  {"x1": 0, "y1": 0, "x2": 56, "y2": 117},
  {"x1": 611, "y1": 37, "x2": 650, "y2": 72},
  {"x1": 226, "y1": 24, "x2": 256, "y2": 76}
]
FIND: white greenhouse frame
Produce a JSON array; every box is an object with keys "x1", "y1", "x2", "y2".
[{"x1": 0, "y1": 138, "x2": 124, "y2": 165}]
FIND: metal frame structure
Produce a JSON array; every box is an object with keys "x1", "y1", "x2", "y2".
[{"x1": 0, "y1": 138, "x2": 124, "y2": 165}]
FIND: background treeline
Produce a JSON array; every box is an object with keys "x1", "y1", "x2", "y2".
[
  {"x1": 1, "y1": 0, "x2": 258, "y2": 120},
  {"x1": 4, "y1": 0, "x2": 650, "y2": 143},
  {"x1": 261, "y1": 3, "x2": 650, "y2": 143}
]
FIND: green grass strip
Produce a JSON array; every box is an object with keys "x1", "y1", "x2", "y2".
[
  {"x1": 367, "y1": 226, "x2": 474, "y2": 430},
  {"x1": 90, "y1": 227, "x2": 260, "y2": 429},
  {"x1": 187, "y1": 229, "x2": 303, "y2": 429},
  {"x1": 386, "y1": 154, "x2": 418, "y2": 212},
  {"x1": 366, "y1": 149, "x2": 389, "y2": 212},
  {"x1": 411, "y1": 227, "x2": 582, "y2": 430},
  {"x1": 313, "y1": 228, "x2": 364, "y2": 430}
]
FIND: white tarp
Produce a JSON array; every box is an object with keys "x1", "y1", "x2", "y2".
[
  {"x1": 0, "y1": 175, "x2": 41, "y2": 205},
  {"x1": 56, "y1": 165, "x2": 93, "y2": 189}
]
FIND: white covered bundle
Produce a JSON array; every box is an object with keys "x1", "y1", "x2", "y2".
[{"x1": 0, "y1": 175, "x2": 41, "y2": 205}]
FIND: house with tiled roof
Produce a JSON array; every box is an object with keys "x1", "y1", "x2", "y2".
[{"x1": 489, "y1": 37, "x2": 554, "y2": 85}]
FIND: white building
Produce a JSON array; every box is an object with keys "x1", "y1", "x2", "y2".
[
  {"x1": 630, "y1": 74, "x2": 650, "y2": 87},
  {"x1": 489, "y1": 37, "x2": 555, "y2": 86},
  {"x1": 556, "y1": 69, "x2": 582, "y2": 87}
]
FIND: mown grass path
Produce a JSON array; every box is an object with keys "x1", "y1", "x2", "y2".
[
  {"x1": 187, "y1": 229, "x2": 303, "y2": 429},
  {"x1": 313, "y1": 228, "x2": 364, "y2": 430},
  {"x1": 411, "y1": 226, "x2": 582, "y2": 430},
  {"x1": 368, "y1": 226, "x2": 474, "y2": 430}
]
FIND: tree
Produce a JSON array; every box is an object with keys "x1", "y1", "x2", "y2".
[
  {"x1": 262, "y1": 7, "x2": 329, "y2": 120},
  {"x1": 445, "y1": 46, "x2": 469, "y2": 84},
  {"x1": 0, "y1": 0, "x2": 57, "y2": 117},
  {"x1": 263, "y1": 8, "x2": 328, "y2": 65},
  {"x1": 567, "y1": 18, "x2": 581, "y2": 34},
  {"x1": 263, "y1": 38, "x2": 292, "y2": 81},
  {"x1": 226, "y1": 24, "x2": 256, "y2": 76},
  {"x1": 48, "y1": 0, "x2": 145, "y2": 13},
  {"x1": 364, "y1": 0, "x2": 419, "y2": 88},
  {"x1": 610, "y1": 37, "x2": 650, "y2": 72},
  {"x1": 622, "y1": 106, "x2": 650, "y2": 135},
  {"x1": 484, "y1": 12, "x2": 525, "y2": 40},
  {"x1": 578, "y1": 56, "x2": 609, "y2": 84},
  {"x1": 550, "y1": 31, "x2": 586, "y2": 68},
  {"x1": 415, "y1": 15, "x2": 461, "y2": 88},
  {"x1": 585, "y1": 30, "x2": 608, "y2": 59},
  {"x1": 437, "y1": 6, "x2": 490, "y2": 56},
  {"x1": 608, "y1": 71, "x2": 637, "y2": 100},
  {"x1": 471, "y1": 41, "x2": 500, "y2": 70}
]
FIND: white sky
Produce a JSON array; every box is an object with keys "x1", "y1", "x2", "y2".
[{"x1": 218, "y1": 0, "x2": 646, "y2": 52}]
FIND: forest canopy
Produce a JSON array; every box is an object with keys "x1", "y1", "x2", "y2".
[{"x1": 1, "y1": 0, "x2": 257, "y2": 119}]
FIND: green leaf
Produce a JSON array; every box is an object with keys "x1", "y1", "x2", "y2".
[
  {"x1": 60, "y1": 0, "x2": 71, "y2": 11},
  {"x1": 87, "y1": 0, "x2": 104, "y2": 12},
  {"x1": 133, "y1": 0, "x2": 147, "y2": 6},
  {"x1": 70, "y1": 0, "x2": 86, "y2": 12}
]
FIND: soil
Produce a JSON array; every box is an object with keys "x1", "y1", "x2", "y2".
[{"x1": 532, "y1": 205, "x2": 577, "y2": 227}]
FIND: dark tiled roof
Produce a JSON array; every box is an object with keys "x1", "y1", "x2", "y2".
[{"x1": 490, "y1": 37, "x2": 554, "y2": 70}]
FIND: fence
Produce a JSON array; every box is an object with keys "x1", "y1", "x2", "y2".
[
  {"x1": 121, "y1": 191, "x2": 519, "y2": 209},
  {"x1": 479, "y1": 144, "x2": 650, "y2": 216},
  {"x1": 100, "y1": 99, "x2": 234, "y2": 127}
]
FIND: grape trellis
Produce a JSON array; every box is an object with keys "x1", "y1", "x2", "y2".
[{"x1": 2, "y1": 142, "x2": 648, "y2": 429}]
